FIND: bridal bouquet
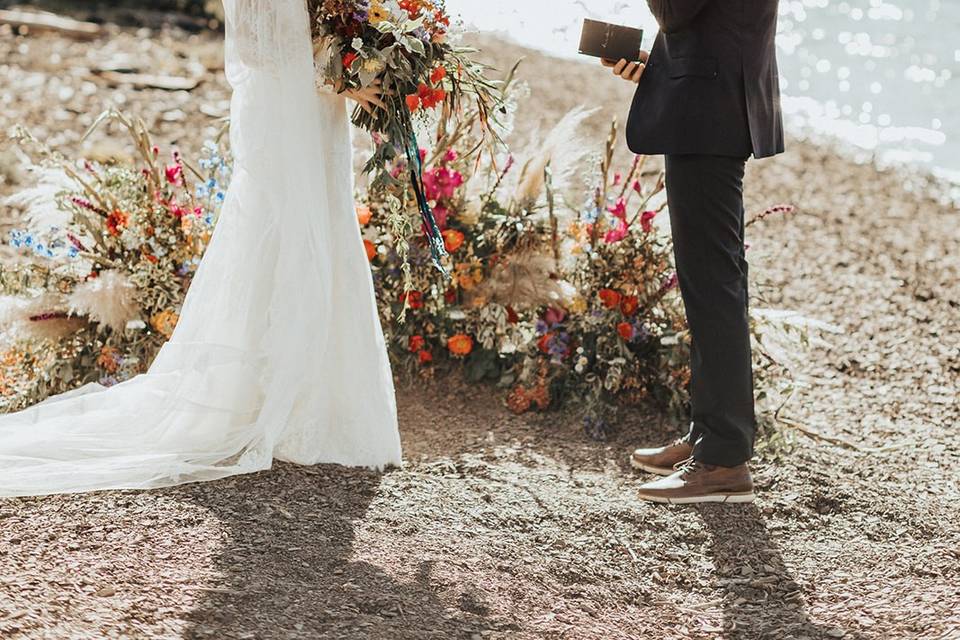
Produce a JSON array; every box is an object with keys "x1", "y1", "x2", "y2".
[{"x1": 309, "y1": 0, "x2": 504, "y2": 270}]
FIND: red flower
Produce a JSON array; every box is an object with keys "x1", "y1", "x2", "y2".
[
  {"x1": 342, "y1": 52, "x2": 359, "y2": 69},
  {"x1": 620, "y1": 296, "x2": 640, "y2": 317},
  {"x1": 444, "y1": 287, "x2": 457, "y2": 304},
  {"x1": 617, "y1": 322, "x2": 635, "y2": 341},
  {"x1": 430, "y1": 66, "x2": 447, "y2": 84},
  {"x1": 405, "y1": 94, "x2": 421, "y2": 112},
  {"x1": 442, "y1": 229, "x2": 465, "y2": 253},
  {"x1": 598, "y1": 288, "x2": 621, "y2": 309},
  {"x1": 165, "y1": 164, "x2": 182, "y2": 185},
  {"x1": 640, "y1": 210, "x2": 658, "y2": 233},
  {"x1": 363, "y1": 239, "x2": 377, "y2": 262},
  {"x1": 506, "y1": 306, "x2": 519, "y2": 324},
  {"x1": 416, "y1": 83, "x2": 445, "y2": 109},
  {"x1": 400, "y1": 290, "x2": 423, "y2": 310},
  {"x1": 106, "y1": 209, "x2": 128, "y2": 236},
  {"x1": 537, "y1": 332, "x2": 554, "y2": 354},
  {"x1": 418, "y1": 350, "x2": 433, "y2": 365},
  {"x1": 408, "y1": 335, "x2": 426, "y2": 353}
]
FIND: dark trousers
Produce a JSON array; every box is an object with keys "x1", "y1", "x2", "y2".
[{"x1": 665, "y1": 154, "x2": 756, "y2": 467}]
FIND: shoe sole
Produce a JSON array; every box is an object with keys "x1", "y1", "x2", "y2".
[
  {"x1": 638, "y1": 492, "x2": 756, "y2": 505},
  {"x1": 629, "y1": 458, "x2": 677, "y2": 476}
]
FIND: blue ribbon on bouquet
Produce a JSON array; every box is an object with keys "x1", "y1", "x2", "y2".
[{"x1": 404, "y1": 133, "x2": 449, "y2": 277}]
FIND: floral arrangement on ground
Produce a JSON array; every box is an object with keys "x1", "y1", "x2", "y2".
[{"x1": 0, "y1": 85, "x2": 805, "y2": 439}]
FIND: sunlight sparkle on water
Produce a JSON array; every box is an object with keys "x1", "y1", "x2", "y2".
[{"x1": 446, "y1": 0, "x2": 959, "y2": 173}]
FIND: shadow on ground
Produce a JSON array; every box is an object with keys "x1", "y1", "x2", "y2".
[
  {"x1": 180, "y1": 464, "x2": 493, "y2": 640},
  {"x1": 700, "y1": 505, "x2": 865, "y2": 640}
]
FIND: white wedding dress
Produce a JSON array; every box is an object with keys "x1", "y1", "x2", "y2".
[{"x1": 0, "y1": 0, "x2": 402, "y2": 497}]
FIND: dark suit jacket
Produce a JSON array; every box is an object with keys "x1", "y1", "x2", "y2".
[{"x1": 626, "y1": 0, "x2": 785, "y2": 159}]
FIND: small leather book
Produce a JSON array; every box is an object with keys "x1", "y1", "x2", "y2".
[{"x1": 578, "y1": 18, "x2": 644, "y2": 62}]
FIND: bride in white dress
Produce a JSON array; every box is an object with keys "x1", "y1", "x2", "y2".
[{"x1": 0, "y1": 0, "x2": 402, "y2": 497}]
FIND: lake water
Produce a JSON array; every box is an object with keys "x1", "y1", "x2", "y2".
[{"x1": 446, "y1": 0, "x2": 960, "y2": 180}]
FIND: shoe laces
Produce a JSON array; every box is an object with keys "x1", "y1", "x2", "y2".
[{"x1": 674, "y1": 457, "x2": 713, "y2": 475}]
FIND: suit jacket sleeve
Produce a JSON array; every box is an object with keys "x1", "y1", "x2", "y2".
[{"x1": 646, "y1": 0, "x2": 712, "y2": 33}]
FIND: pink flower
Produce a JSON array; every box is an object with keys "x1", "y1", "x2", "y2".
[
  {"x1": 165, "y1": 164, "x2": 182, "y2": 185},
  {"x1": 632, "y1": 180, "x2": 642, "y2": 194},
  {"x1": 423, "y1": 166, "x2": 464, "y2": 202},
  {"x1": 607, "y1": 198, "x2": 627, "y2": 221},
  {"x1": 604, "y1": 219, "x2": 629, "y2": 244},
  {"x1": 640, "y1": 210, "x2": 658, "y2": 233},
  {"x1": 613, "y1": 172, "x2": 622, "y2": 186},
  {"x1": 661, "y1": 273, "x2": 679, "y2": 292},
  {"x1": 443, "y1": 149, "x2": 458, "y2": 164},
  {"x1": 544, "y1": 307, "x2": 566, "y2": 327},
  {"x1": 419, "y1": 148, "x2": 428, "y2": 163},
  {"x1": 432, "y1": 206, "x2": 449, "y2": 230}
]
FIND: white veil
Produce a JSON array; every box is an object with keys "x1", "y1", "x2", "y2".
[{"x1": 0, "y1": 0, "x2": 400, "y2": 497}]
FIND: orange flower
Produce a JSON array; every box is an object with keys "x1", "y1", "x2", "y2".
[
  {"x1": 106, "y1": 209, "x2": 128, "y2": 236},
  {"x1": 356, "y1": 205, "x2": 373, "y2": 226},
  {"x1": 96, "y1": 346, "x2": 120, "y2": 374},
  {"x1": 408, "y1": 335, "x2": 426, "y2": 353},
  {"x1": 442, "y1": 229, "x2": 465, "y2": 253},
  {"x1": 430, "y1": 65, "x2": 447, "y2": 84},
  {"x1": 598, "y1": 288, "x2": 621, "y2": 310},
  {"x1": 150, "y1": 309, "x2": 180, "y2": 339},
  {"x1": 418, "y1": 350, "x2": 433, "y2": 365},
  {"x1": 620, "y1": 295, "x2": 640, "y2": 317},
  {"x1": 617, "y1": 322, "x2": 635, "y2": 341},
  {"x1": 447, "y1": 333, "x2": 473, "y2": 356},
  {"x1": 363, "y1": 239, "x2": 377, "y2": 261}
]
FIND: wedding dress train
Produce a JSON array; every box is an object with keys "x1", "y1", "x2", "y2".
[{"x1": 0, "y1": 0, "x2": 402, "y2": 497}]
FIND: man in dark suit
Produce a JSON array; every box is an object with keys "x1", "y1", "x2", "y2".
[{"x1": 603, "y1": 0, "x2": 784, "y2": 504}]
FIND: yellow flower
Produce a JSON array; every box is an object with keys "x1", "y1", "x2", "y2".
[
  {"x1": 569, "y1": 296, "x2": 587, "y2": 314},
  {"x1": 362, "y1": 58, "x2": 385, "y2": 74},
  {"x1": 368, "y1": 3, "x2": 390, "y2": 24}
]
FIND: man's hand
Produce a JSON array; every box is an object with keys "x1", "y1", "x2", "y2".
[{"x1": 601, "y1": 52, "x2": 650, "y2": 83}]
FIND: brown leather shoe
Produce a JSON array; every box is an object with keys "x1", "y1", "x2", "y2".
[
  {"x1": 630, "y1": 435, "x2": 694, "y2": 476},
  {"x1": 637, "y1": 458, "x2": 755, "y2": 504}
]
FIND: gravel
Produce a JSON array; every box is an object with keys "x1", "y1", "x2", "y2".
[{"x1": 1, "y1": 17, "x2": 958, "y2": 640}]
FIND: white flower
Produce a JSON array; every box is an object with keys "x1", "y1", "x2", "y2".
[
  {"x1": 67, "y1": 269, "x2": 140, "y2": 332},
  {"x1": 351, "y1": 38, "x2": 364, "y2": 51},
  {"x1": 575, "y1": 356, "x2": 589, "y2": 374}
]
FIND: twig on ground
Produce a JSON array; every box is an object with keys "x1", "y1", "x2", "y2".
[
  {"x1": 0, "y1": 9, "x2": 101, "y2": 39},
  {"x1": 776, "y1": 414, "x2": 913, "y2": 453}
]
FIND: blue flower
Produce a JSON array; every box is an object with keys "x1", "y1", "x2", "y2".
[
  {"x1": 215, "y1": 192, "x2": 225, "y2": 202},
  {"x1": 581, "y1": 206, "x2": 600, "y2": 223},
  {"x1": 67, "y1": 246, "x2": 79, "y2": 258}
]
